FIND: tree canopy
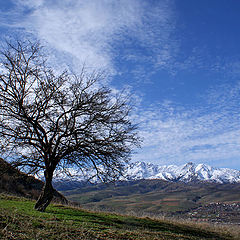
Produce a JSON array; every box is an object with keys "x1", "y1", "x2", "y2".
[{"x1": 0, "y1": 40, "x2": 140, "y2": 211}]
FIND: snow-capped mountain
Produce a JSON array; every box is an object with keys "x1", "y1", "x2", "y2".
[
  {"x1": 125, "y1": 161, "x2": 240, "y2": 183},
  {"x1": 53, "y1": 161, "x2": 240, "y2": 184}
]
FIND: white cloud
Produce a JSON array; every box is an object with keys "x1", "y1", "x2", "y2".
[
  {"x1": 133, "y1": 83, "x2": 240, "y2": 169},
  {"x1": 3, "y1": 0, "x2": 240, "y2": 80},
  {"x1": 6, "y1": 0, "x2": 176, "y2": 75}
]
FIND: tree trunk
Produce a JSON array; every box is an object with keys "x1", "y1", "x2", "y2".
[{"x1": 35, "y1": 169, "x2": 54, "y2": 212}]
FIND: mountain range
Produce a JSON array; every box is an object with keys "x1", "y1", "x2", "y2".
[
  {"x1": 54, "y1": 161, "x2": 240, "y2": 184},
  {"x1": 124, "y1": 161, "x2": 240, "y2": 184}
]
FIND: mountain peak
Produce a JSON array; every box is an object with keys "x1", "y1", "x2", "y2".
[{"x1": 185, "y1": 162, "x2": 194, "y2": 166}]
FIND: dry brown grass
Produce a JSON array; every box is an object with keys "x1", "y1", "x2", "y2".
[{"x1": 78, "y1": 204, "x2": 239, "y2": 239}]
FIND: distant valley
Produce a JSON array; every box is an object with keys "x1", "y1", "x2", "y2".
[{"x1": 55, "y1": 179, "x2": 240, "y2": 224}]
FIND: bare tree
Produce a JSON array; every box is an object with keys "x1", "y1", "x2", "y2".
[{"x1": 0, "y1": 40, "x2": 139, "y2": 212}]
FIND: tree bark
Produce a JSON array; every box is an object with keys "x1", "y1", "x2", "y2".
[{"x1": 35, "y1": 169, "x2": 54, "y2": 212}]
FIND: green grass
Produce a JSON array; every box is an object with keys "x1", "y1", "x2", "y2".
[{"x1": 0, "y1": 194, "x2": 234, "y2": 240}]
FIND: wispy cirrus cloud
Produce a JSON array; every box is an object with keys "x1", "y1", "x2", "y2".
[
  {"x1": 2, "y1": 0, "x2": 239, "y2": 80},
  {"x1": 2, "y1": 0, "x2": 177, "y2": 74}
]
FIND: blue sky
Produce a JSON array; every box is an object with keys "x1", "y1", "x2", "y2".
[{"x1": 1, "y1": 0, "x2": 240, "y2": 169}]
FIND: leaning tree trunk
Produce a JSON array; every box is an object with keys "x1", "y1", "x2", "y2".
[{"x1": 35, "y1": 169, "x2": 54, "y2": 212}]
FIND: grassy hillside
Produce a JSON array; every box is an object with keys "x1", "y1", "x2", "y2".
[
  {"x1": 58, "y1": 179, "x2": 240, "y2": 215},
  {"x1": 0, "y1": 194, "x2": 235, "y2": 240}
]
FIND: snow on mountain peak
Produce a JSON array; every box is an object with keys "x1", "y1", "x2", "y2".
[{"x1": 125, "y1": 161, "x2": 240, "y2": 183}]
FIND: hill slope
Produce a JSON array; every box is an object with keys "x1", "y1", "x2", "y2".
[
  {"x1": 0, "y1": 158, "x2": 67, "y2": 204},
  {"x1": 0, "y1": 194, "x2": 234, "y2": 240}
]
